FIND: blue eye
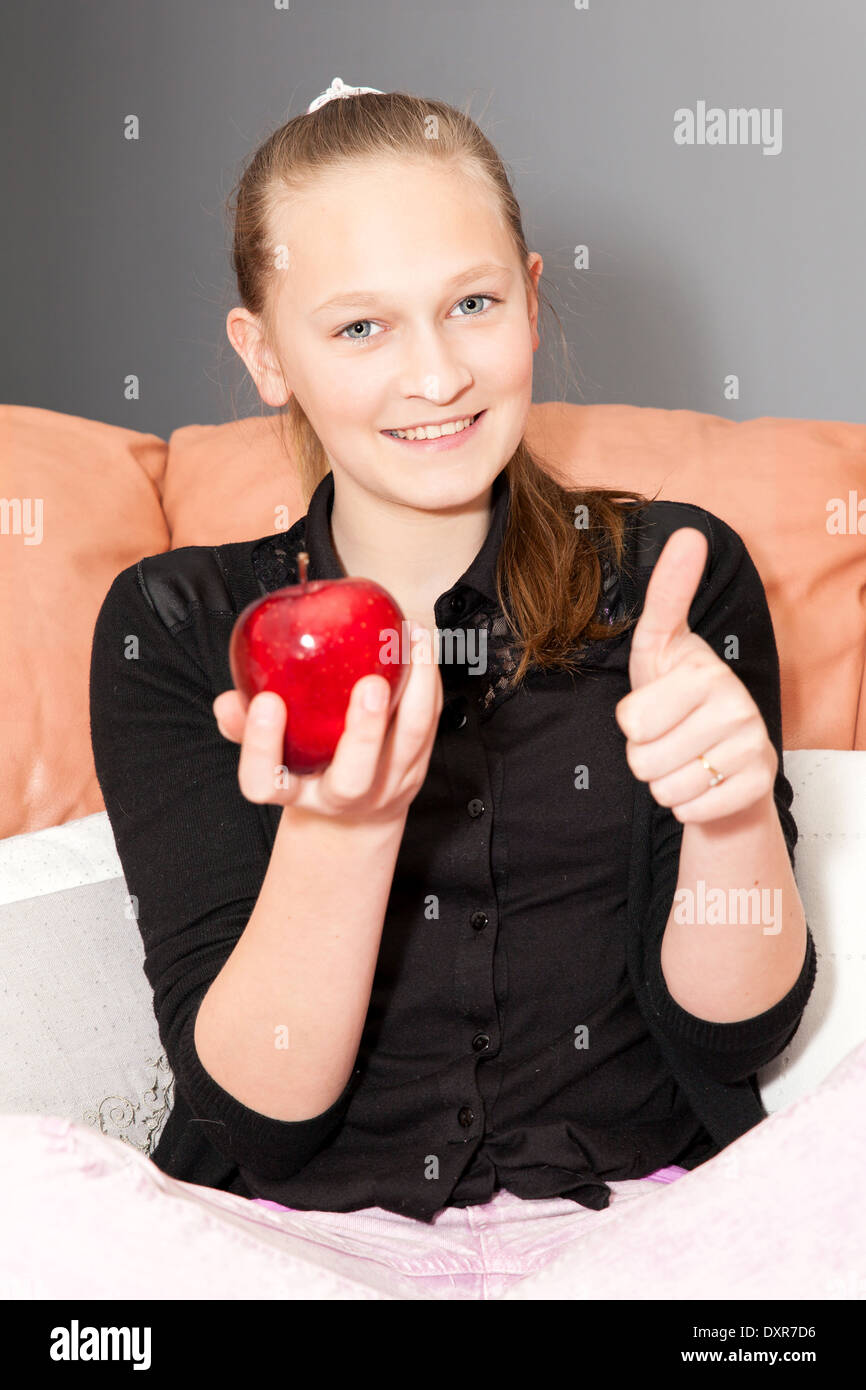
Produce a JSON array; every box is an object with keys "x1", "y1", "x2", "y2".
[
  {"x1": 452, "y1": 293, "x2": 497, "y2": 317},
  {"x1": 339, "y1": 319, "x2": 384, "y2": 345},
  {"x1": 335, "y1": 293, "x2": 501, "y2": 346}
]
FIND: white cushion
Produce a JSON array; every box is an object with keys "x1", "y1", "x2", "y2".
[
  {"x1": 0, "y1": 814, "x2": 171, "y2": 1155},
  {"x1": 756, "y1": 750, "x2": 866, "y2": 1111}
]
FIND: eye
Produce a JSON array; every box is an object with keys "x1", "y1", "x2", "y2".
[
  {"x1": 335, "y1": 293, "x2": 501, "y2": 347},
  {"x1": 337, "y1": 319, "x2": 384, "y2": 345},
  {"x1": 450, "y1": 293, "x2": 499, "y2": 318}
]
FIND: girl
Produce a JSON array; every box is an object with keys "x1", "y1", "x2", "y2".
[{"x1": 20, "y1": 78, "x2": 844, "y2": 1302}]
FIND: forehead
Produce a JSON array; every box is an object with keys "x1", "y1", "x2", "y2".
[{"x1": 267, "y1": 159, "x2": 516, "y2": 295}]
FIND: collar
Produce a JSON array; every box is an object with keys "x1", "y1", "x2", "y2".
[{"x1": 298, "y1": 467, "x2": 511, "y2": 620}]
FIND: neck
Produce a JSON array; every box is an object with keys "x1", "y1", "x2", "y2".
[{"x1": 328, "y1": 472, "x2": 494, "y2": 628}]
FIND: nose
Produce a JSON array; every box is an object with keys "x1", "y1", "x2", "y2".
[{"x1": 396, "y1": 323, "x2": 473, "y2": 406}]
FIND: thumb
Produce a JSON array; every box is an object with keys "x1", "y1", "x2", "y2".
[{"x1": 628, "y1": 526, "x2": 708, "y2": 688}]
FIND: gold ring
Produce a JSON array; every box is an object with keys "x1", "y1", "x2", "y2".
[{"x1": 698, "y1": 753, "x2": 725, "y2": 787}]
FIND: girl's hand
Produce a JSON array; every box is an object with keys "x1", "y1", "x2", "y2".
[
  {"x1": 614, "y1": 527, "x2": 778, "y2": 824},
  {"x1": 212, "y1": 625, "x2": 443, "y2": 828}
]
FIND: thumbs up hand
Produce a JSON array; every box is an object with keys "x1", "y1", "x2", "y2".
[{"x1": 613, "y1": 527, "x2": 778, "y2": 824}]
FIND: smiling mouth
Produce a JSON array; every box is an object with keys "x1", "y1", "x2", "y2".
[{"x1": 382, "y1": 411, "x2": 484, "y2": 441}]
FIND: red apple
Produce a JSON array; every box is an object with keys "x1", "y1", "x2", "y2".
[{"x1": 228, "y1": 552, "x2": 412, "y2": 775}]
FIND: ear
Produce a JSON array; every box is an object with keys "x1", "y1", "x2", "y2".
[
  {"x1": 525, "y1": 252, "x2": 544, "y2": 350},
  {"x1": 225, "y1": 306, "x2": 293, "y2": 409}
]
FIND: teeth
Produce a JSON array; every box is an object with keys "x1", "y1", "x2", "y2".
[{"x1": 386, "y1": 414, "x2": 477, "y2": 440}]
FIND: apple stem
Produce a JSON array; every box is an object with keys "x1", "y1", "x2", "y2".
[{"x1": 297, "y1": 551, "x2": 309, "y2": 589}]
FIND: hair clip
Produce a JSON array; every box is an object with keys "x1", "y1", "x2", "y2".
[{"x1": 306, "y1": 76, "x2": 384, "y2": 114}]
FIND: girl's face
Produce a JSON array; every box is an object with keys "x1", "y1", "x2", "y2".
[{"x1": 242, "y1": 157, "x2": 542, "y2": 510}]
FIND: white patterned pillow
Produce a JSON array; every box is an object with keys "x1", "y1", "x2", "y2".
[
  {"x1": 0, "y1": 813, "x2": 172, "y2": 1156},
  {"x1": 756, "y1": 750, "x2": 866, "y2": 1111}
]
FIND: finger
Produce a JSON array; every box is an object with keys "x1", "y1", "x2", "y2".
[
  {"x1": 348, "y1": 628, "x2": 439, "y2": 797},
  {"x1": 379, "y1": 626, "x2": 443, "y2": 763},
  {"x1": 237, "y1": 691, "x2": 289, "y2": 804},
  {"x1": 320, "y1": 674, "x2": 393, "y2": 805},
  {"x1": 668, "y1": 758, "x2": 775, "y2": 824},
  {"x1": 638, "y1": 528, "x2": 708, "y2": 640},
  {"x1": 624, "y1": 680, "x2": 745, "y2": 787},
  {"x1": 213, "y1": 690, "x2": 247, "y2": 743},
  {"x1": 617, "y1": 645, "x2": 720, "y2": 743},
  {"x1": 642, "y1": 724, "x2": 766, "y2": 812}
]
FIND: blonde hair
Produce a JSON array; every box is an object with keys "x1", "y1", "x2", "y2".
[{"x1": 227, "y1": 88, "x2": 656, "y2": 687}]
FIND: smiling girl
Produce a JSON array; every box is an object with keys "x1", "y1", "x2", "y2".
[{"x1": 80, "y1": 80, "x2": 827, "y2": 1300}]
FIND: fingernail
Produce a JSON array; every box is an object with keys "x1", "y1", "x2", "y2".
[
  {"x1": 251, "y1": 694, "x2": 277, "y2": 723},
  {"x1": 363, "y1": 679, "x2": 387, "y2": 711}
]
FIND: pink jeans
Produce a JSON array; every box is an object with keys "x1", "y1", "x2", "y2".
[
  {"x1": 243, "y1": 1164, "x2": 687, "y2": 1300},
  {"x1": 1, "y1": 1037, "x2": 864, "y2": 1301}
]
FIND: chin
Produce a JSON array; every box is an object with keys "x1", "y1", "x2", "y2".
[{"x1": 396, "y1": 464, "x2": 503, "y2": 509}]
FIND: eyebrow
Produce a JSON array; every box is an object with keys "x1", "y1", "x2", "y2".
[{"x1": 311, "y1": 262, "x2": 514, "y2": 316}]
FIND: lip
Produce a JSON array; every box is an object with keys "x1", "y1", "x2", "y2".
[{"x1": 380, "y1": 410, "x2": 486, "y2": 452}]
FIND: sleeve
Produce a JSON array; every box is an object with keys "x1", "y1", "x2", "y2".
[
  {"x1": 639, "y1": 508, "x2": 818, "y2": 1085},
  {"x1": 88, "y1": 561, "x2": 356, "y2": 1178}
]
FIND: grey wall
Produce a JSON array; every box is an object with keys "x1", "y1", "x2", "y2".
[{"x1": 2, "y1": 0, "x2": 864, "y2": 436}]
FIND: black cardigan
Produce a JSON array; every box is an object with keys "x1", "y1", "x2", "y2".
[{"x1": 88, "y1": 471, "x2": 816, "y2": 1221}]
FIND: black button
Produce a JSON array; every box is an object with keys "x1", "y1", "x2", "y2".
[
  {"x1": 467, "y1": 798, "x2": 485, "y2": 818},
  {"x1": 470, "y1": 911, "x2": 488, "y2": 931},
  {"x1": 449, "y1": 592, "x2": 467, "y2": 616},
  {"x1": 472, "y1": 1033, "x2": 490, "y2": 1052},
  {"x1": 458, "y1": 1106, "x2": 475, "y2": 1128}
]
